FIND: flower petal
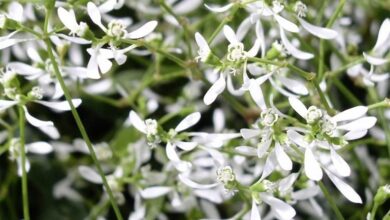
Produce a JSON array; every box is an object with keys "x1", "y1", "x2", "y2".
[
  {"x1": 127, "y1": 21, "x2": 158, "y2": 39},
  {"x1": 175, "y1": 112, "x2": 201, "y2": 132},
  {"x1": 7, "y1": 62, "x2": 44, "y2": 76},
  {"x1": 288, "y1": 97, "x2": 308, "y2": 119},
  {"x1": 292, "y1": 186, "x2": 320, "y2": 200},
  {"x1": 240, "y1": 128, "x2": 261, "y2": 139},
  {"x1": 363, "y1": 52, "x2": 388, "y2": 66},
  {"x1": 140, "y1": 186, "x2": 172, "y2": 199},
  {"x1": 24, "y1": 106, "x2": 54, "y2": 127},
  {"x1": 195, "y1": 32, "x2": 210, "y2": 51},
  {"x1": 257, "y1": 137, "x2": 272, "y2": 158},
  {"x1": 260, "y1": 151, "x2": 277, "y2": 180},
  {"x1": 304, "y1": 147, "x2": 323, "y2": 181},
  {"x1": 86, "y1": 49, "x2": 101, "y2": 79},
  {"x1": 87, "y1": 2, "x2": 107, "y2": 32},
  {"x1": 26, "y1": 142, "x2": 53, "y2": 154},
  {"x1": 249, "y1": 80, "x2": 267, "y2": 110},
  {"x1": 97, "y1": 53, "x2": 113, "y2": 74},
  {"x1": 57, "y1": 7, "x2": 78, "y2": 33},
  {"x1": 166, "y1": 142, "x2": 180, "y2": 162},
  {"x1": 280, "y1": 28, "x2": 313, "y2": 60},
  {"x1": 337, "y1": 117, "x2": 377, "y2": 131},
  {"x1": 129, "y1": 111, "x2": 147, "y2": 133},
  {"x1": 37, "y1": 125, "x2": 60, "y2": 140},
  {"x1": 279, "y1": 173, "x2": 299, "y2": 193},
  {"x1": 223, "y1": 25, "x2": 238, "y2": 44},
  {"x1": 235, "y1": 146, "x2": 257, "y2": 156},
  {"x1": 204, "y1": 3, "x2": 233, "y2": 13},
  {"x1": 0, "y1": 38, "x2": 33, "y2": 50},
  {"x1": 0, "y1": 100, "x2": 18, "y2": 111},
  {"x1": 275, "y1": 143, "x2": 292, "y2": 171},
  {"x1": 373, "y1": 18, "x2": 390, "y2": 52},
  {"x1": 275, "y1": 14, "x2": 299, "y2": 33},
  {"x1": 34, "y1": 99, "x2": 82, "y2": 112},
  {"x1": 213, "y1": 108, "x2": 225, "y2": 132},
  {"x1": 251, "y1": 199, "x2": 261, "y2": 220},
  {"x1": 298, "y1": 18, "x2": 338, "y2": 39},
  {"x1": 330, "y1": 148, "x2": 351, "y2": 177},
  {"x1": 287, "y1": 130, "x2": 307, "y2": 148},
  {"x1": 203, "y1": 74, "x2": 226, "y2": 105},
  {"x1": 325, "y1": 170, "x2": 362, "y2": 203},
  {"x1": 175, "y1": 141, "x2": 197, "y2": 151},
  {"x1": 236, "y1": 17, "x2": 252, "y2": 42},
  {"x1": 277, "y1": 76, "x2": 308, "y2": 95},
  {"x1": 332, "y1": 106, "x2": 368, "y2": 122},
  {"x1": 173, "y1": 0, "x2": 202, "y2": 15},
  {"x1": 78, "y1": 166, "x2": 103, "y2": 184},
  {"x1": 344, "y1": 130, "x2": 367, "y2": 141},
  {"x1": 57, "y1": 34, "x2": 91, "y2": 44},
  {"x1": 179, "y1": 174, "x2": 218, "y2": 189},
  {"x1": 261, "y1": 193, "x2": 296, "y2": 220}
]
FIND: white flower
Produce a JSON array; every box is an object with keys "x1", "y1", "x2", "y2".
[
  {"x1": 9, "y1": 138, "x2": 53, "y2": 176},
  {"x1": 202, "y1": 25, "x2": 261, "y2": 106},
  {"x1": 287, "y1": 130, "x2": 362, "y2": 203},
  {"x1": 363, "y1": 19, "x2": 390, "y2": 66},
  {"x1": 251, "y1": 192, "x2": 296, "y2": 220},
  {"x1": 294, "y1": 1, "x2": 307, "y2": 17},
  {"x1": 0, "y1": 31, "x2": 34, "y2": 51},
  {"x1": 194, "y1": 32, "x2": 211, "y2": 62},
  {"x1": 87, "y1": 2, "x2": 158, "y2": 40},
  {"x1": 86, "y1": 44, "x2": 137, "y2": 79},
  {"x1": 57, "y1": 7, "x2": 89, "y2": 37},
  {"x1": 1, "y1": 91, "x2": 81, "y2": 139},
  {"x1": 279, "y1": 27, "x2": 314, "y2": 60},
  {"x1": 129, "y1": 110, "x2": 161, "y2": 147},
  {"x1": 216, "y1": 166, "x2": 235, "y2": 185},
  {"x1": 289, "y1": 97, "x2": 377, "y2": 138}
]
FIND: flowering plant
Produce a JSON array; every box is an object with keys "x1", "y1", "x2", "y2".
[{"x1": 0, "y1": 0, "x2": 389, "y2": 219}]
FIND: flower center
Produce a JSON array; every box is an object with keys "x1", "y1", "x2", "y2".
[
  {"x1": 260, "y1": 109, "x2": 279, "y2": 127},
  {"x1": 145, "y1": 119, "x2": 158, "y2": 136},
  {"x1": 321, "y1": 116, "x2": 336, "y2": 136},
  {"x1": 306, "y1": 106, "x2": 323, "y2": 124},
  {"x1": 29, "y1": 86, "x2": 43, "y2": 100},
  {"x1": 227, "y1": 43, "x2": 247, "y2": 62},
  {"x1": 107, "y1": 20, "x2": 127, "y2": 38},
  {"x1": 216, "y1": 166, "x2": 235, "y2": 185}
]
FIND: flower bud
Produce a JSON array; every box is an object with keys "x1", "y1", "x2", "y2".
[{"x1": 374, "y1": 184, "x2": 390, "y2": 206}]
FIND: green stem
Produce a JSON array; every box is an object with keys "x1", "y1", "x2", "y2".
[
  {"x1": 18, "y1": 106, "x2": 30, "y2": 220},
  {"x1": 318, "y1": 0, "x2": 346, "y2": 81},
  {"x1": 332, "y1": 78, "x2": 362, "y2": 106},
  {"x1": 327, "y1": 57, "x2": 365, "y2": 78},
  {"x1": 159, "y1": 0, "x2": 193, "y2": 56},
  {"x1": 311, "y1": 81, "x2": 334, "y2": 114},
  {"x1": 340, "y1": 138, "x2": 385, "y2": 153},
  {"x1": 369, "y1": 203, "x2": 379, "y2": 220},
  {"x1": 248, "y1": 57, "x2": 315, "y2": 80},
  {"x1": 43, "y1": 9, "x2": 123, "y2": 220},
  {"x1": 326, "y1": 0, "x2": 347, "y2": 28},
  {"x1": 368, "y1": 88, "x2": 390, "y2": 157},
  {"x1": 368, "y1": 99, "x2": 390, "y2": 110},
  {"x1": 207, "y1": 4, "x2": 240, "y2": 44},
  {"x1": 121, "y1": 39, "x2": 187, "y2": 68},
  {"x1": 318, "y1": 181, "x2": 345, "y2": 220}
]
